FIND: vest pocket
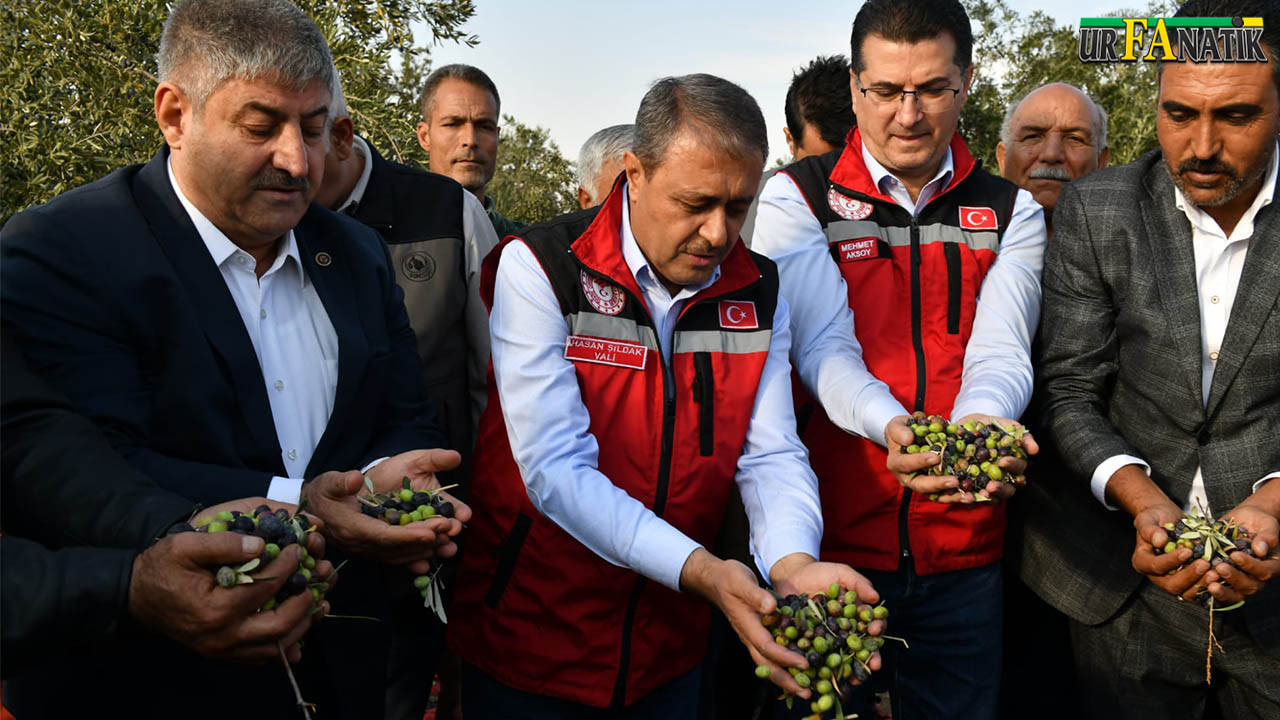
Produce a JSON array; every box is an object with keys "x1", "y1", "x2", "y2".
[
  {"x1": 484, "y1": 512, "x2": 532, "y2": 608},
  {"x1": 692, "y1": 352, "x2": 714, "y2": 457},
  {"x1": 944, "y1": 242, "x2": 962, "y2": 334}
]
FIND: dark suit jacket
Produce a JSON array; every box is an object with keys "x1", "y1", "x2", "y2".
[
  {"x1": 1, "y1": 331, "x2": 194, "y2": 679},
  {"x1": 1019, "y1": 149, "x2": 1280, "y2": 656},
  {"x1": 0, "y1": 149, "x2": 443, "y2": 716}
]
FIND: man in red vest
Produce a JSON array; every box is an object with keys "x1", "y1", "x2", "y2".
[
  {"x1": 448, "y1": 73, "x2": 884, "y2": 718},
  {"x1": 752, "y1": 1, "x2": 1046, "y2": 719}
]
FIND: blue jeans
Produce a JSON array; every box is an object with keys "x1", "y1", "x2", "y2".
[
  {"x1": 461, "y1": 662, "x2": 702, "y2": 720},
  {"x1": 778, "y1": 560, "x2": 1003, "y2": 720}
]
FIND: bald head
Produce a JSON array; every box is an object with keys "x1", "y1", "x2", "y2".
[{"x1": 997, "y1": 83, "x2": 1109, "y2": 223}]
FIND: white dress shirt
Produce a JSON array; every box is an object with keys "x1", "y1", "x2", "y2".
[
  {"x1": 751, "y1": 144, "x2": 1046, "y2": 446},
  {"x1": 168, "y1": 160, "x2": 338, "y2": 504},
  {"x1": 335, "y1": 135, "x2": 498, "y2": 426},
  {"x1": 488, "y1": 184, "x2": 823, "y2": 592},
  {"x1": 1092, "y1": 143, "x2": 1280, "y2": 513}
]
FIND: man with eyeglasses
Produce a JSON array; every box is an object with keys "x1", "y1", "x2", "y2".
[{"x1": 752, "y1": 1, "x2": 1046, "y2": 718}]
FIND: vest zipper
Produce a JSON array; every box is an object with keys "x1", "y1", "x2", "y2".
[
  {"x1": 901, "y1": 216, "x2": 927, "y2": 562},
  {"x1": 611, "y1": 331, "x2": 679, "y2": 708}
]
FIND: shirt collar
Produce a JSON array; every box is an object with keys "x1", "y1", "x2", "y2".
[
  {"x1": 1173, "y1": 140, "x2": 1278, "y2": 241},
  {"x1": 860, "y1": 142, "x2": 954, "y2": 197},
  {"x1": 335, "y1": 135, "x2": 373, "y2": 214},
  {"x1": 166, "y1": 157, "x2": 307, "y2": 288},
  {"x1": 618, "y1": 183, "x2": 720, "y2": 298}
]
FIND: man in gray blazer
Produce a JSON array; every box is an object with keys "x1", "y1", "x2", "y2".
[{"x1": 1022, "y1": 1, "x2": 1280, "y2": 717}]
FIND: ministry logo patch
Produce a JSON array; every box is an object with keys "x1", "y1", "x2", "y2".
[{"x1": 580, "y1": 270, "x2": 625, "y2": 315}]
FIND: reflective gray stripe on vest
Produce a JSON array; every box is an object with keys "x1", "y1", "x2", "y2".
[
  {"x1": 673, "y1": 329, "x2": 773, "y2": 355},
  {"x1": 824, "y1": 220, "x2": 999, "y2": 252},
  {"x1": 565, "y1": 312, "x2": 660, "y2": 351}
]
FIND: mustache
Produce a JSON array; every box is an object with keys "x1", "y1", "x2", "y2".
[
  {"x1": 1177, "y1": 157, "x2": 1236, "y2": 178},
  {"x1": 251, "y1": 168, "x2": 309, "y2": 192},
  {"x1": 1028, "y1": 166, "x2": 1072, "y2": 181}
]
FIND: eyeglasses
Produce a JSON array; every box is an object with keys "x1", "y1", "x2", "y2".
[{"x1": 855, "y1": 79, "x2": 961, "y2": 113}]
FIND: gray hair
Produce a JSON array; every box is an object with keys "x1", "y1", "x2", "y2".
[
  {"x1": 632, "y1": 74, "x2": 768, "y2": 171},
  {"x1": 577, "y1": 124, "x2": 634, "y2": 202},
  {"x1": 330, "y1": 62, "x2": 348, "y2": 119},
  {"x1": 419, "y1": 64, "x2": 501, "y2": 121},
  {"x1": 157, "y1": 0, "x2": 334, "y2": 110},
  {"x1": 1000, "y1": 83, "x2": 1109, "y2": 156}
]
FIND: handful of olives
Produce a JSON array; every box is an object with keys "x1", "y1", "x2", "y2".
[
  {"x1": 173, "y1": 505, "x2": 331, "y2": 613},
  {"x1": 358, "y1": 475, "x2": 456, "y2": 525},
  {"x1": 359, "y1": 476, "x2": 455, "y2": 623},
  {"x1": 900, "y1": 411, "x2": 1029, "y2": 501},
  {"x1": 755, "y1": 583, "x2": 891, "y2": 720},
  {"x1": 1154, "y1": 508, "x2": 1259, "y2": 607}
]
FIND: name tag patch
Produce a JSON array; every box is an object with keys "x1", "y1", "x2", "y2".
[
  {"x1": 564, "y1": 335, "x2": 648, "y2": 370},
  {"x1": 837, "y1": 237, "x2": 879, "y2": 263},
  {"x1": 719, "y1": 300, "x2": 759, "y2": 330}
]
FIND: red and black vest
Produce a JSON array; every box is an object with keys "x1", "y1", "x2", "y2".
[
  {"x1": 782, "y1": 128, "x2": 1020, "y2": 575},
  {"x1": 448, "y1": 184, "x2": 780, "y2": 707}
]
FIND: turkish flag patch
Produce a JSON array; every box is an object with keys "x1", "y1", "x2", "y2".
[
  {"x1": 718, "y1": 300, "x2": 759, "y2": 330},
  {"x1": 959, "y1": 206, "x2": 998, "y2": 230}
]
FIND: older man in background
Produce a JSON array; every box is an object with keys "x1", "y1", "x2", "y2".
[
  {"x1": 576, "y1": 123, "x2": 634, "y2": 209},
  {"x1": 997, "y1": 83, "x2": 1109, "y2": 235}
]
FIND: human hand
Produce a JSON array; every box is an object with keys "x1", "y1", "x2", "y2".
[
  {"x1": 1131, "y1": 502, "x2": 1214, "y2": 600},
  {"x1": 884, "y1": 415, "x2": 967, "y2": 503},
  {"x1": 128, "y1": 532, "x2": 319, "y2": 663},
  {"x1": 771, "y1": 554, "x2": 886, "y2": 640},
  {"x1": 951, "y1": 414, "x2": 1040, "y2": 502},
  {"x1": 301, "y1": 470, "x2": 464, "y2": 574},
  {"x1": 679, "y1": 549, "x2": 820, "y2": 698},
  {"x1": 1203, "y1": 504, "x2": 1280, "y2": 604}
]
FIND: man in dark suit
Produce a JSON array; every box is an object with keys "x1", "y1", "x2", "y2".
[
  {"x1": 0, "y1": 0, "x2": 469, "y2": 716},
  {"x1": 1023, "y1": 1, "x2": 1280, "y2": 717},
  {"x1": 2, "y1": 331, "x2": 328, "y2": 679},
  {"x1": 315, "y1": 67, "x2": 498, "y2": 720}
]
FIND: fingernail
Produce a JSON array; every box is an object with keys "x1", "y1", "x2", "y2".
[{"x1": 243, "y1": 536, "x2": 264, "y2": 553}]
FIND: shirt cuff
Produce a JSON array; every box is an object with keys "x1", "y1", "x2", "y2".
[
  {"x1": 860, "y1": 391, "x2": 909, "y2": 448},
  {"x1": 950, "y1": 397, "x2": 1014, "y2": 425},
  {"x1": 755, "y1": 521, "x2": 823, "y2": 582},
  {"x1": 637, "y1": 528, "x2": 703, "y2": 593},
  {"x1": 361, "y1": 457, "x2": 389, "y2": 474},
  {"x1": 1091, "y1": 455, "x2": 1150, "y2": 511},
  {"x1": 1254, "y1": 472, "x2": 1280, "y2": 494},
  {"x1": 266, "y1": 476, "x2": 303, "y2": 505}
]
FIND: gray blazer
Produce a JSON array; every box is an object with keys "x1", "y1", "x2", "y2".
[{"x1": 1018, "y1": 149, "x2": 1280, "y2": 655}]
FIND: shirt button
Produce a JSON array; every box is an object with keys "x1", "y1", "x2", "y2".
[
  {"x1": 287, "y1": 449, "x2": 297, "y2": 460},
  {"x1": 237, "y1": 255, "x2": 250, "y2": 265},
  {"x1": 260, "y1": 308, "x2": 267, "y2": 319},
  {"x1": 1210, "y1": 350, "x2": 1220, "y2": 361},
  {"x1": 1210, "y1": 295, "x2": 1220, "y2": 304},
  {"x1": 273, "y1": 379, "x2": 284, "y2": 391}
]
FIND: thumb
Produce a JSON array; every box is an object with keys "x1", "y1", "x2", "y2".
[
  {"x1": 886, "y1": 417, "x2": 914, "y2": 446},
  {"x1": 312, "y1": 470, "x2": 366, "y2": 498},
  {"x1": 411, "y1": 448, "x2": 462, "y2": 475},
  {"x1": 169, "y1": 531, "x2": 265, "y2": 568}
]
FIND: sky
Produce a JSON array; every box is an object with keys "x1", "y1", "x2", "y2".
[{"x1": 420, "y1": 0, "x2": 1129, "y2": 166}]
